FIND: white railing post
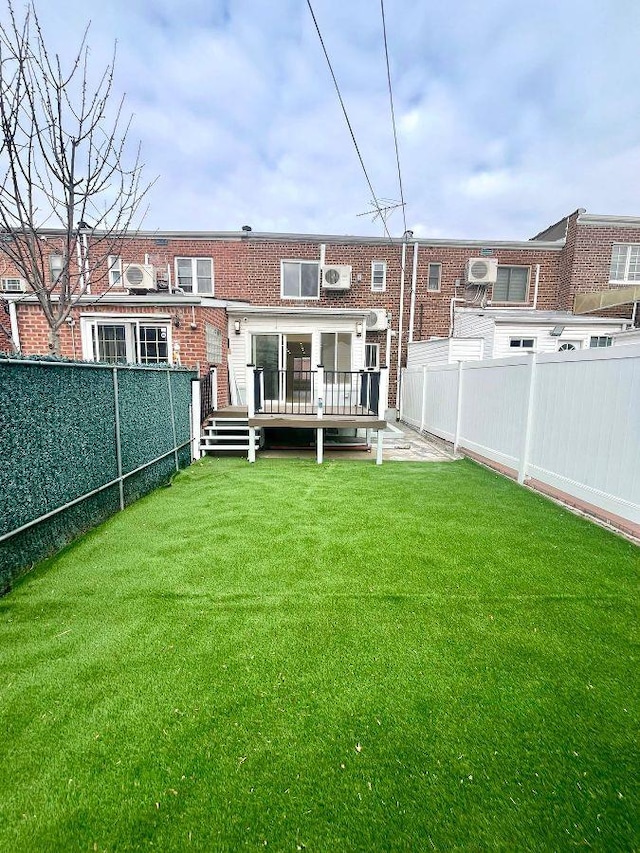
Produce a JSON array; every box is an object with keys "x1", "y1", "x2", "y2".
[
  {"x1": 420, "y1": 366, "x2": 428, "y2": 433},
  {"x1": 246, "y1": 364, "x2": 255, "y2": 418},
  {"x1": 378, "y1": 366, "x2": 389, "y2": 421},
  {"x1": 190, "y1": 378, "x2": 202, "y2": 461},
  {"x1": 453, "y1": 360, "x2": 464, "y2": 454},
  {"x1": 518, "y1": 353, "x2": 537, "y2": 485},
  {"x1": 376, "y1": 428, "x2": 384, "y2": 465},
  {"x1": 317, "y1": 428, "x2": 324, "y2": 463},
  {"x1": 316, "y1": 364, "x2": 325, "y2": 419}
]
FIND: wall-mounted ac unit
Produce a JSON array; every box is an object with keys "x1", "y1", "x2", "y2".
[
  {"x1": 123, "y1": 263, "x2": 155, "y2": 291},
  {"x1": 321, "y1": 264, "x2": 352, "y2": 290},
  {"x1": 366, "y1": 309, "x2": 389, "y2": 331},
  {"x1": 0, "y1": 277, "x2": 25, "y2": 292},
  {"x1": 466, "y1": 257, "x2": 498, "y2": 285}
]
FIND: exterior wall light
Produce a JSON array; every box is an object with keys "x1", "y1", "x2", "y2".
[
  {"x1": 234, "y1": 319, "x2": 241, "y2": 335},
  {"x1": 356, "y1": 321, "x2": 363, "y2": 337}
]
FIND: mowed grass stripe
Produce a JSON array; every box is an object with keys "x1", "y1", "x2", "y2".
[{"x1": 0, "y1": 458, "x2": 637, "y2": 852}]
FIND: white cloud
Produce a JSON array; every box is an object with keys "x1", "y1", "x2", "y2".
[{"x1": 1, "y1": 0, "x2": 639, "y2": 239}]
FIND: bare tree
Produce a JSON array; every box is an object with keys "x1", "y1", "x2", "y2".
[{"x1": 0, "y1": 1, "x2": 153, "y2": 354}]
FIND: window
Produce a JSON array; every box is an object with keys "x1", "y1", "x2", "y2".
[
  {"x1": 175, "y1": 257, "x2": 213, "y2": 294},
  {"x1": 493, "y1": 266, "x2": 529, "y2": 302},
  {"x1": 281, "y1": 260, "x2": 319, "y2": 299},
  {"x1": 205, "y1": 324, "x2": 223, "y2": 364},
  {"x1": 609, "y1": 244, "x2": 640, "y2": 283},
  {"x1": 427, "y1": 263, "x2": 441, "y2": 292},
  {"x1": 321, "y1": 332, "x2": 351, "y2": 372},
  {"x1": 371, "y1": 261, "x2": 387, "y2": 292},
  {"x1": 509, "y1": 338, "x2": 535, "y2": 350},
  {"x1": 86, "y1": 319, "x2": 170, "y2": 364},
  {"x1": 108, "y1": 256, "x2": 122, "y2": 288},
  {"x1": 49, "y1": 254, "x2": 64, "y2": 284},
  {"x1": 589, "y1": 336, "x2": 612, "y2": 348},
  {"x1": 0, "y1": 277, "x2": 24, "y2": 292},
  {"x1": 558, "y1": 341, "x2": 580, "y2": 351},
  {"x1": 365, "y1": 343, "x2": 379, "y2": 369}
]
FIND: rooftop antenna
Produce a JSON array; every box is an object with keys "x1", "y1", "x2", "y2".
[{"x1": 357, "y1": 197, "x2": 405, "y2": 236}]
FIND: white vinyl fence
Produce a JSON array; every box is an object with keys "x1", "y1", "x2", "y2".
[{"x1": 400, "y1": 344, "x2": 640, "y2": 529}]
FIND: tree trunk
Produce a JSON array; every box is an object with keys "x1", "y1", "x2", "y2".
[{"x1": 48, "y1": 326, "x2": 61, "y2": 356}]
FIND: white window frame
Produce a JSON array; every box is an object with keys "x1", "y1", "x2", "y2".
[
  {"x1": 280, "y1": 260, "x2": 320, "y2": 300},
  {"x1": 0, "y1": 277, "x2": 25, "y2": 292},
  {"x1": 494, "y1": 266, "x2": 530, "y2": 303},
  {"x1": 108, "y1": 255, "x2": 123, "y2": 289},
  {"x1": 609, "y1": 244, "x2": 640, "y2": 284},
  {"x1": 365, "y1": 342, "x2": 380, "y2": 369},
  {"x1": 589, "y1": 335, "x2": 613, "y2": 348},
  {"x1": 80, "y1": 314, "x2": 173, "y2": 365},
  {"x1": 509, "y1": 337, "x2": 536, "y2": 351},
  {"x1": 427, "y1": 262, "x2": 442, "y2": 292},
  {"x1": 371, "y1": 261, "x2": 387, "y2": 292},
  {"x1": 174, "y1": 257, "x2": 214, "y2": 295}
]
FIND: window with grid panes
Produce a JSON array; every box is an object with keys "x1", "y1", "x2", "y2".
[
  {"x1": 175, "y1": 258, "x2": 213, "y2": 294},
  {"x1": 371, "y1": 261, "x2": 386, "y2": 292},
  {"x1": 609, "y1": 244, "x2": 640, "y2": 283}
]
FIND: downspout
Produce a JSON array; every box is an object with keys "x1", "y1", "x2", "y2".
[
  {"x1": 395, "y1": 241, "x2": 407, "y2": 417},
  {"x1": 8, "y1": 299, "x2": 20, "y2": 351},
  {"x1": 449, "y1": 297, "x2": 466, "y2": 338},
  {"x1": 532, "y1": 263, "x2": 540, "y2": 309},
  {"x1": 408, "y1": 240, "x2": 419, "y2": 343}
]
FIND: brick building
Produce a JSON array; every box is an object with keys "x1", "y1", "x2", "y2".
[{"x1": 1, "y1": 208, "x2": 637, "y2": 410}]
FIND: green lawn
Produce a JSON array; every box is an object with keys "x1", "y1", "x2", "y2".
[{"x1": 0, "y1": 458, "x2": 638, "y2": 852}]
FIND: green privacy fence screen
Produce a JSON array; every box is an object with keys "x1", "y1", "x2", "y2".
[{"x1": 0, "y1": 356, "x2": 196, "y2": 590}]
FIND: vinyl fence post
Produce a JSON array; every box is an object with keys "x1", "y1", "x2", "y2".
[
  {"x1": 166, "y1": 368, "x2": 179, "y2": 472},
  {"x1": 420, "y1": 366, "x2": 428, "y2": 433},
  {"x1": 453, "y1": 360, "x2": 464, "y2": 454},
  {"x1": 518, "y1": 353, "x2": 537, "y2": 485},
  {"x1": 398, "y1": 367, "x2": 405, "y2": 421},
  {"x1": 112, "y1": 367, "x2": 125, "y2": 511}
]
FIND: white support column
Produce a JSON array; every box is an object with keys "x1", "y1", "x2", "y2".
[
  {"x1": 518, "y1": 353, "x2": 537, "y2": 484},
  {"x1": 378, "y1": 367, "x2": 389, "y2": 421},
  {"x1": 453, "y1": 360, "x2": 464, "y2": 454},
  {"x1": 246, "y1": 364, "x2": 255, "y2": 418},
  {"x1": 420, "y1": 366, "x2": 428, "y2": 433},
  {"x1": 210, "y1": 366, "x2": 218, "y2": 412},
  {"x1": 190, "y1": 378, "x2": 202, "y2": 461},
  {"x1": 376, "y1": 428, "x2": 384, "y2": 465},
  {"x1": 248, "y1": 427, "x2": 256, "y2": 463},
  {"x1": 316, "y1": 428, "x2": 323, "y2": 463},
  {"x1": 316, "y1": 365, "x2": 325, "y2": 418}
]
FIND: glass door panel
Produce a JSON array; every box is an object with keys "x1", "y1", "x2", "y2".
[{"x1": 253, "y1": 334, "x2": 280, "y2": 400}]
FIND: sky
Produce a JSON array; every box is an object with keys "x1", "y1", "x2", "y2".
[{"x1": 4, "y1": 0, "x2": 640, "y2": 240}]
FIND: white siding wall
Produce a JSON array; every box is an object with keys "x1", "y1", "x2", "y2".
[
  {"x1": 228, "y1": 314, "x2": 365, "y2": 404},
  {"x1": 406, "y1": 339, "x2": 450, "y2": 368},
  {"x1": 407, "y1": 338, "x2": 484, "y2": 368},
  {"x1": 454, "y1": 312, "x2": 495, "y2": 355},
  {"x1": 492, "y1": 323, "x2": 626, "y2": 359},
  {"x1": 400, "y1": 344, "x2": 640, "y2": 527}
]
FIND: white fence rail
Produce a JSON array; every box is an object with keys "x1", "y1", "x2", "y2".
[{"x1": 401, "y1": 344, "x2": 640, "y2": 530}]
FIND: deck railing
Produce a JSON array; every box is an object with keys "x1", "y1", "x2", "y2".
[
  {"x1": 199, "y1": 367, "x2": 218, "y2": 423},
  {"x1": 249, "y1": 366, "x2": 387, "y2": 418}
]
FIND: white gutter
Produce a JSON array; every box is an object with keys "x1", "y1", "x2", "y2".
[
  {"x1": 395, "y1": 242, "x2": 407, "y2": 414},
  {"x1": 408, "y1": 241, "x2": 419, "y2": 343},
  {"x1": 532, "y1": 263, "x2": 540, "y2": 309},
  {"x1": 8, "y1": 299, "x2": 20, "y2": 351}
]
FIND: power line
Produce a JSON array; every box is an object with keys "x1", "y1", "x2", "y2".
[
  {"x1": 305, "y1": 0, "x2": 393, "y2": 242},
  {"x1": 380, "y1": 0, "x2": 408, "y2": 236}
]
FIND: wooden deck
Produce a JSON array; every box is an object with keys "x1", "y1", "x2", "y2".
[{"x1": 209, "y1": 406, "x2": 385, "y2": 431}]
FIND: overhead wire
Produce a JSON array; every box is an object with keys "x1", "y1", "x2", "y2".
[
  {"x1": 305, "y1": 0, "x2": 393, "y2": 242},
  {"x1": 380, "y1": 0, "x2": 407, "y2": 236}
]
